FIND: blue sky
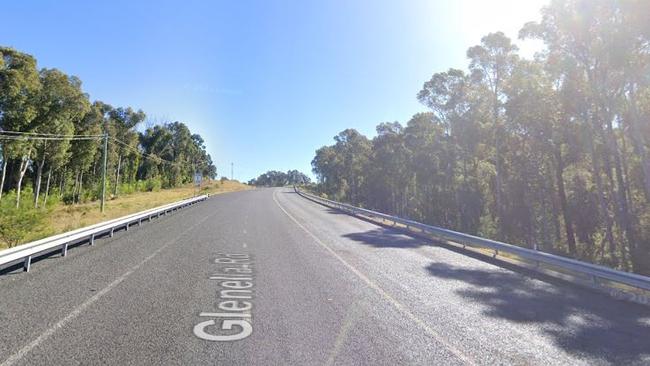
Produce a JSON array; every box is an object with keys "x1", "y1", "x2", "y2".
[{"x1": 3, "y1": 0, "x2": 546, "y2": 181}]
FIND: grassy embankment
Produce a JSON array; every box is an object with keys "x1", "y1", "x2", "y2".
[{"x1": 0, "y1": 179, "x2": 250, "y2": 250}]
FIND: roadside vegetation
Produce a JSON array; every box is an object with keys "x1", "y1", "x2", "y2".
[
  {"x1": 247, "y1": 170, "x2": 311, "y2": 187},
  {"x1": 0, "y1": 46, "x2": 221, "y2": 248},
  {"x1": 311, "y1": 0, "x2": 650, "y2": 275},
  {"x1": 0, "y1": 178, "x2": 249, "y2": 249}
]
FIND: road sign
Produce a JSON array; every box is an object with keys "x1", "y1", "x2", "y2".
[{"x1": 194, "y1": 172, "x2": 202, "y2": 186}]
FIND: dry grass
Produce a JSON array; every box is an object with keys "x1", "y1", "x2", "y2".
[{"x1": 6, "y1": 180, "x2": 250, "y2": 249}]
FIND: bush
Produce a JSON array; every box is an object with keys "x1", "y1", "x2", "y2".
[
  {"x1": 118, "y1": 182, "x2": 136, "y2": 195},
  {"x1": 144, "y1": 178, "x2": 162, "y2": 192},
  {"x1": 0, "y1": 191, "x2": 48, "y2": 248}
]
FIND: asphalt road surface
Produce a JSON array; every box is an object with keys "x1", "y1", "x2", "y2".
[{"x1": 1, "y1": 188, "x2": 650, "y2": 365}]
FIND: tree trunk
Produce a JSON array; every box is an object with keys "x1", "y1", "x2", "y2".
[
  {"x1": 59, "y1": 168, "x2": 66, "y2": 198},
  {"x1": 43, "y1": 169, "x2": 52, "y2": 207},
  {"x1": 554, "y1": 147, "x2": 577, "y2": 256},
  {"x1": 16, "y1": 149, "x2": 32, "y2": 208},
  {"x1": 606, "y1": 118, "x2": 637, "y2": 271},
  {"x1": 0, "y1": 158, "x2": 7, "y2": 201},
  {"x1": 34, "y1": 154, "x2": 46, "y2": 208},
  {"x1": 73, "y1": 171, "x2": 80, "y2": 204},
  {"x1": 494, "y1": 124, "x2": 503, "y2": 239},
  {"x1": 114, "y1": 155, "x2": 122, "y2": 197},
  {"x1": 619, "y1": 133, "x2": 635, "y2": 206},
  {"x1": 587, "y1": 126, "x2": 616, "y2": 264},
  {"x1": 626, "y1": 86, "x2": 650, "y2": 201},
  {"x1": 78, "y1": 171, "x2": 84, "y2": 203},
  {"x1": 600, "y1": 124, "x2": 626, "y2": 268}
]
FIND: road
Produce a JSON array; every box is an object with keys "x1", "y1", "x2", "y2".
[{"x1": 1, "y1": 188, "x2": 649, "y2": 365}]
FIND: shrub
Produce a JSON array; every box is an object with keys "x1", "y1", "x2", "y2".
[
  {"x1": 144, "y1": 178, "x2": 162, "y2": 192},
  {"x1": 0, "y1": 192, "x2": 48, "y2": 248}
]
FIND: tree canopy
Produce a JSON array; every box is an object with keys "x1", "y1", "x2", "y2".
[
  {"x1": 248, "y1": 170, "x2": 311, "y2": 187},
  {"x1": 0, "y1": 46, "x2": 217, "y2": 209},
  {"x1": 311, "y1": 0, "x2": 650, "y2": 275}
]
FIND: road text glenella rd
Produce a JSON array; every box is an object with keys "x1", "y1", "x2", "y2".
[{"x1": 193, "y1": 253, "x2": 254, "y2": 342}]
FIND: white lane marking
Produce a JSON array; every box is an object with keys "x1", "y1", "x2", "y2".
[
  {"x1": 242, "y1": 243, "x2": 248, "y2": 248},
  {"x1": 272, "y1": 190, "x2": 475, "y2": 365},
  {"x1": 1, "y1": 210, "x2": 217, "y2": 366}
]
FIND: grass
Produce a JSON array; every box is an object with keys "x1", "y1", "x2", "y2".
[{"x1": 0, "y1": 179, "x2": 250, "y2": 250}]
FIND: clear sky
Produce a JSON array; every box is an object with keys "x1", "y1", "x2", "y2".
[{"x1": 3, "y1": 0, "x2": 546, "y2": 181}]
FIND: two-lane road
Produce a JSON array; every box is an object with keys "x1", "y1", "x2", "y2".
[{"x1": 1, "y1": 188, "x2": 649, "y2": 365}]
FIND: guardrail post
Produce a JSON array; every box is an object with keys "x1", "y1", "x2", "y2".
[
  {"x1": 24, "y1": 256, "x2": 31, "y2": 272},
  {"x1": 493, "y1": 249, "x2": 499, "y2": 258},
  {"x1": 126, "y1": 223, "x2": 129, "y2": 231},
  {"x1": 138, "y1": 218, "x2": 142, "y2": 226},
  {"x1": 62, "y1": 243, "x2": 68, "y2": 257},
  {"x1": 90, "y1": 233, "x2": 95, "y2": 245},
  {"x1": 110, "y1": 228, "x2": 114, "y2": 237}
]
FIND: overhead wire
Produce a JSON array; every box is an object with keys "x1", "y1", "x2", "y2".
[
  {"x1": 0, "y1": 131, "x2": 207, "y2": 170},
  {"x1": 108, "y1": 136, "x2": 186, "y2": 168},
  {"x1": 0, "y1": 135, "x2": 102, "y2": 141},
  {"x1": 0, "y1": 130, "x2": 104, "y2": 138}
]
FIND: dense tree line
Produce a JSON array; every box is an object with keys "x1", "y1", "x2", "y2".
[
  {"x1": 311, "y1": 0, "x2": 650, "y2": 275},
  {"x1": 248, "y1": 170, "x2": 311, "y2": 187},
  {"x1": 0, "y1": 46, "x2": 216, "y2": 209}
]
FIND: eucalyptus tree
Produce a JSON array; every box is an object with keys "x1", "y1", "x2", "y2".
[
  {"x1": 286, "y1": 170, "x2": 310, "y2": 185},
  {"x1": 332, "y1": 129, "x2": 371, "y2": 205},
  {"x1": 365, "y1": 122, "x2": 409, "y2": 216},
  {"x1": 139, "y1": 122, "x2": 214, "y2": 186},
  {"x1": 67, "y1": 101, "x2": 103, "y2": 204},
  {"x1": 617, "y1": 0, "x2": 650, "y2": 201},
  {"x1": 521, "y1": 0, "x2": 643, "y2": 270},
  {"x1": 249, "y1": 171, "x2": 288, "y2": 187},
  {"x1": 139, "y1": 124, "x2": 173, "y2": 181},
  {"x1": 0, "y1": 47, "x2": 41, "y2": 205},
  {"x1": 417, "y1": 69, "x2": 481, "y2": 231},
  {"x1": 312, "y1": 145, "x2": 339, "y2": 197},
  {"x1": 108, "y1": 106, "x2": 145, "y2": 195},
  {"x1": 31, "y1": 69, "x2": 90, "y2": 207},
  {"x1": 168, "y1": 122, "x2": 198, "y2": 185},
  {"x1": 466, "y1": 32, "x2": 519, "y2": 238},
  {"x1": 308, "y1": 0, "x2": 650, "y2": 274}
]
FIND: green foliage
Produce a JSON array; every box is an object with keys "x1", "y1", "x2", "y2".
[
  {"x1": 0, "y1": 47, "x2": 216, "y2": 217},
  {"x1": 248, "y1": 170, "x2": 311, "y2": 187},
  {"x1": 311, "y1": 0, "x2": 650, "y2": 275},
  {"x1": 144, "y1": 177, "x2": 162, "y2": 192},
  {"x1": 0, "y1": 191, "x2": 47, "y2": 247}
]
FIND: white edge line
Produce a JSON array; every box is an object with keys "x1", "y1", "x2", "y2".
[{"x1": 272, "y1": 189, "x2": 475, "y2": 365}]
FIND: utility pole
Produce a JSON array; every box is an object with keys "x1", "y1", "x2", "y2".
[
  {"x1": 100, "y1": 133, "x2": 108, "y2": 213},
  {"x1": 231, "y1": 162, "x2": 234, "y2": 181}
]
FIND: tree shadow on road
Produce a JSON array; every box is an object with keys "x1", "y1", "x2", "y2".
[
  {"x1": 425, "y1": 261, "x2": 650, "y2": 364},
  {"x1": 342, "y1": 227, "x2": 427, "y2": 248},
  {"x1": 339, "y1": 225, "x2": 650, "y2": 362}
]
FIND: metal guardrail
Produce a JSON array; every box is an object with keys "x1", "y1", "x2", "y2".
[
  {"x1": 294, "y1": 187, "x2": 650, "y2": 306},
  {"x1": 0, "y1": 195, "x2": 208, "y2": 272}
]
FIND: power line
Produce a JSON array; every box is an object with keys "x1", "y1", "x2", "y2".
[
  {"x1": 0, "y1": 135, "x2": 102, "y2": 141},
  {"x1": 0, "y1": 132, "x2": 207, "y2": 169},
  {"x1": 109, "y1": 136, "x2": 185, "y2": 168},
  {"x1": 0, "y1": 130, "x2": 104, "y2": 138}
]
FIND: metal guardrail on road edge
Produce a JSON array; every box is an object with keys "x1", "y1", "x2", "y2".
[
  {"x1": 0, "y1": 195, "x2": 208, "y2": 273},
  {"x1": 294, "y1": 186, "x2": 650, "y2": 307}
]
